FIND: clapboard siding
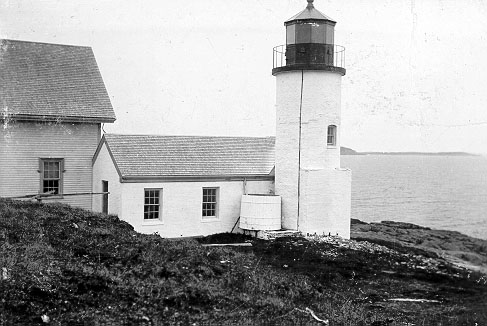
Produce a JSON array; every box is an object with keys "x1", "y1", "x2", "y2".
[{"x1": 0, "y1": 121, "x2": 100, "y2": 210}]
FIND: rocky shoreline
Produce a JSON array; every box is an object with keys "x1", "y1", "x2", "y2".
[{"x1": 351, "y1": 219, "x2": 487, "y2": 275}]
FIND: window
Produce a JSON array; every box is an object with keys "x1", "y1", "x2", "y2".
[
  {"x1": 144, "y1": 189, "x2": 161, "y2": 220},
  {"x1": 202, "y1": 188, "x2": 218, "y2": 219},
  {"x1": 327, "y1": 125, "x2": 337, "y2": 146},
  {"x1": 39, "y1": 158, "x2": 64, "y2": 195}
]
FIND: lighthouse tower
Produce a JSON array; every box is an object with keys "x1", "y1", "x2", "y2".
[{"x1": 273, "y1": 0, "x2": 352, "y2": 238}]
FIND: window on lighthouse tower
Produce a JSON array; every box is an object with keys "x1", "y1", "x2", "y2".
[{"x1": 327, "y1": 125, "x2": 337, "y2": 146}]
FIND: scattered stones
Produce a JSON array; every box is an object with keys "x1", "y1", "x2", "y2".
[
  {"x1": 41, "y1": 314, "x2": 50, "y2": 323},
  {"x1": 1, "y1": 267, "x2": 9, "y2": 280}
]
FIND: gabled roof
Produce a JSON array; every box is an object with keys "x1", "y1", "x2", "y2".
[
  {"x1": 285, "y1": 1, "x2": 335, "y2": 24},
  {"x1": 0, "y1": 39, "x2": 116, "y2": 123},
  {"x1": 95, "y1": 134, "x2": 276, "y2": 181}
]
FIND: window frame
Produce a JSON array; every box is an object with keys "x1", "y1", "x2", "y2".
[
  {"x1": 143, "y1": 188, "x2": 163, "y2": 222},
  {"x1": 202, "y1": 187, "x2": 219, "y2": 221},
  {"x1": 327, "y1": 125, "x2": 337, "y2": 147},
  {"x1": 38, "y1": 158, "x2": 64, "y2": 197}
]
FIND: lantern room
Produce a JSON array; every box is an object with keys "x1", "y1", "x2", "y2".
[
  {"x1": 285, "y1": 0, "x2": 335, "y2": 45},
  {"x1": 272, "y1": 0, "x2": 345, "y2": 75}
]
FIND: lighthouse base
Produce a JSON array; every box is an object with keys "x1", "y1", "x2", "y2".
[{"x1": 296, "y1": 168, "x2": 352, "y2": 239}]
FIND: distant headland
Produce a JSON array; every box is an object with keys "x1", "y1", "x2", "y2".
[{"x1": 340, "y1": 146, "x2": 479, "y2": 156}]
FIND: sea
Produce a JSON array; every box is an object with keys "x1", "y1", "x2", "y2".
[{"x1": 341, "y1": 154, "x2": 487, "y2": 240}]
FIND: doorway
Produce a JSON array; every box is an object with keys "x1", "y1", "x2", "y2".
[{"x1": 102, "y1": 180, "x2": 108, "y2": 214}]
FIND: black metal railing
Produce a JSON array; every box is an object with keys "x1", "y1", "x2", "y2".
[{"x1": 272, "y1": 44, "x2": 345, "y2": 71}]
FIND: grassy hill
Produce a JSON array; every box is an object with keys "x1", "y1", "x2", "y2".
[{"x1": 0, "y1": 198, "x2": 486, "y2": 325}]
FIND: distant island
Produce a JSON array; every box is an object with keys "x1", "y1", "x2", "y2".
[
  {"x1": 340, "y1": 147, "x2": 478, "y2": 156},
  {"x1": 340, "y1": 146, "x2": 362, "y2": 155}
]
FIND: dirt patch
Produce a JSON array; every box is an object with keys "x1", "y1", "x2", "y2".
[{"x1": 197, "y1": 232, "x2": 253, "y2": 244}]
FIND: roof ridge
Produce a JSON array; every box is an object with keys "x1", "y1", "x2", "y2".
[
  {"x1": 1, "y1": 38, "x2": 91, "y2": 49},
  {"x1": 104, "y1": 133, "x2": 275, "y2": 139}
]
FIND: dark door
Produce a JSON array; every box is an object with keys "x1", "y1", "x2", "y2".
[{"x1": 102, "y1": 180, "x2": 108, "y2": 214}]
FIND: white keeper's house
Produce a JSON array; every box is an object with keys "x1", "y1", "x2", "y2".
[{"x1": 1, "y1": 0, "x2": 352, "y2": 239}]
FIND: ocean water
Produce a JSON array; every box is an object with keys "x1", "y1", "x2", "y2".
[{"x1": 341, "y1": 155, "x2": 487, "y2": 240}]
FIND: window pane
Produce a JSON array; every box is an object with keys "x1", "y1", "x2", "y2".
[
  {"x1": 325, "y1": 24, "x2": 334, "y2": 44},
  {"x1": 296, "y1": 24, "x2": 311, "y2": 43},
  {"x1": 43, "y1": 162, "x2": 50, "y2": 178},
  {"x1": 311, "y1": 23, "x2": 325, "y2": 43},
  {"x1": 327, "y1": 125, "x2": 336, "y2": 145},
  {"x1": 43, "y1": 180, "x2": 59, "y2": 194},
  {"x1": 286, "y1": 24, "x2": 296, "y2": 44},
  {"x1": 43, "y1": 161, "x2": 60, "y2": 179}
]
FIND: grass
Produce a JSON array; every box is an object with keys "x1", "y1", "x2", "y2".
[{"x1": 0, "y1": 198, "x2": 486, "y2": 325}]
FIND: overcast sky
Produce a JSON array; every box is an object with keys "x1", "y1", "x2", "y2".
[{"x1": 1, "y1": 0, "x2": 487, "y2": 154}]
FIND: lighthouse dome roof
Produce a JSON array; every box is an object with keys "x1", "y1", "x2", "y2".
[{"x1": 285, "y1": 0, "x2": 336, "y2": 24}]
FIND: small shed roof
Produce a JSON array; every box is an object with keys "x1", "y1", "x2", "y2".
[
  {"x1": 0, "y1": 39, "x2": 116, "y2": 123},
  {"x1": 96, "y1": 134, "x2": 276, "y2": 181}
]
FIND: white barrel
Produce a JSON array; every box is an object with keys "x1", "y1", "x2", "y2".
[{"x1": 239, "y1": 194, "x2": 281, "y2": 231}]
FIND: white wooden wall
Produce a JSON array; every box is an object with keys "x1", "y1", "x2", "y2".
[{"x1": 1, "y1": 120, "x2": 100, "y2": 210}]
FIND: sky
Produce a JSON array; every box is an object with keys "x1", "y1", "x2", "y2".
[{"x1": 1, "y1": 0, "x2": 487, "y2": 154}]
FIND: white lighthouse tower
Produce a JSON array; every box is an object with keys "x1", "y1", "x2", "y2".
[{"x1": 273, "y1": 0, "x2": 352, "y2": 238}]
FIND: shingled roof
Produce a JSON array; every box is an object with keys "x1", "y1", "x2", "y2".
[
  {"x1": 0, "y1": 39, "x2": 116, "y2": 123},
  {"x1": 96, "y1": 134, "x2": 275, "y2": 181}
]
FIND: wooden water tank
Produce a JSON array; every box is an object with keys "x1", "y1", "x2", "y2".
[{"x1": 239, "y1": 194, "x2": 281, "y2": 231}]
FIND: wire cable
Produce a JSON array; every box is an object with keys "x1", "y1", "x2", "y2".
[{"x1": 297, "y1": 69, "x2": 304, "y2": 229}]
